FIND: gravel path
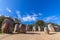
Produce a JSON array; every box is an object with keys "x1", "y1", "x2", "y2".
[{"x1": 0, "y1": 32, "x2": 60, "y2": 40}]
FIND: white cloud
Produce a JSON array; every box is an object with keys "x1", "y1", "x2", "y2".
[
  {"x1": 38, "y1": 13, "x2": 43, "y2": 16},
  {"x1": 16, "y1": 11, "x2": 43, "y2": 22},
  {"x1": 22, "y1": 14, "x2": 37, "y2": 22},
  {"x1": 6, "y1": 8, "x2": 11, "y2": 12},
  {"x1": 16, "y1": 11, "x2": 21, "y2": 19},
  {"x1": 5, "y1": 15, "x2": 9, "y2": 17},
  {"x1": 45, "y1": 16, "x2": 58, "y2": 22},
  {"x1": 32, "y1": 13, "x2": 37, "y2": 17}
]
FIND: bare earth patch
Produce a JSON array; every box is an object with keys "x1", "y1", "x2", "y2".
[{"x1": 0, "y1": 31, "x2": 60, "y2": 40}]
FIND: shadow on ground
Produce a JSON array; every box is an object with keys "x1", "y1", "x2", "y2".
[
  {"x1": 49, "y1": 33, "x2": 56, "y2": 35},
  {"x1": 11, "y1": 32, "x2": 40, "y2": 35},
  {"x1": 26, "y1": 33, "x2": 40, "y2": 35}
]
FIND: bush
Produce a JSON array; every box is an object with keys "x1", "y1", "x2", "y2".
[{"x1": 0, "y1": 28, "x2": 2, "y2": 33}]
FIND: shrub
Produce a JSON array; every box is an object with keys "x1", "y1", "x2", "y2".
[{"x1": 0, "y1": 28, "x2": 2, "y2": 33}]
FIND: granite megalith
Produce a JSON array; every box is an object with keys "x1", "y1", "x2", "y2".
[
  {"x1": 19, "y1": 24, "x2": 26, "y2": 33},
  {"x1": 44, "y1": 27, "x2": 49, "y2": 34},
  {"x1": 48, "y1": 24, "x2": 55, "y2": 32},
  {"x1": 14, "y1": 24, "x2": 19, "y2": 33},
  {"x1": 1, "y1": 19, "x2": 13, "y2": 33}
]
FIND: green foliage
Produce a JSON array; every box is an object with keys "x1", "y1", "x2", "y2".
[
  {"x1": 5, "y1": 17, "x2": 14, "y2": 22},
  {"x1": 0, "y1": 16, "x2": 5, "y2": 28},
  {"x1": 0, "y1": 28, "x2": 2, "y2": 33},
  {"x1": 14, "y1": 18, "x2": 21, "y2": 24},
  {"x1": 36, "y1": 20, "x2": 45, "y2": 26},
  {"x1": 28, "y1": 24, "x2": 34, "y2": 31},
  {"x1": 35, "y1": 20, "x2": 45, "y2": 31}
]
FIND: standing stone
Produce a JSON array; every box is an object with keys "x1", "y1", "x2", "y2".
[
  {"x1": 14, "y1": 24, "x2": 19, "y2": 32},
  {"x1": 19, "y1": 24, "x2": 26, "y2": 33},
  {"x1": 54, "y1": 26, "x2": 59, "y2": 32},
  {"x1": 1, "y1": 19, "x2": 13, "y2": 33},
  {"x1": 18, "y1": 24, "x2": 22, "y2": 32},
  {"x1": 26, "y1": 25, "x2": 29, "y2": 31},
  {"x1": 44, "y1": 27, "x2": 49, "y2": 34},
  {"x1": 27, "y1": 27, "x2": 30, "y2": 31},
  {"x1": 48, "y1": 24, "x2": 55, "y2": 32},
  {"x1": 38, "y1": 26, "x2": 41, "y2": 31},
  {"x1": 32, "y1": 26, "x2": 36, "y2": 31}
]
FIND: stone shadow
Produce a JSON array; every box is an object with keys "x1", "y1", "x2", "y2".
[
  {"x1": 25, "y1": 32, "x2": 40, "y2": 35},
  {"x1": 11, "y1": 32, "x2": 40, "y2": 35},
  {"x1": 49, "y1": 33, "x2": 56, "y2": 35}
]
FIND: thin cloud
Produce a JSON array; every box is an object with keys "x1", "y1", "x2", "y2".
[
  {"x1": 22, "y1": 14, "x2": 37, "y2": 22},
  {"x1": 5, "y1": 15, "x2": 9, "y2": 17},
  {"x1": 32, "y1": 13, "x2": 37, "y2": 17},
  {"x1": 16, "y1": 11, "x2": 43, "y2": 22},
  {"x1": 32, "y1": 12, "x2": 43, "y2": 17},
  {"x1": 38, "y1": 13, "x2": 43, "y2": 16},
  {"x1": 45, "y1": 16, "x2": 58, "y2": 22},
  {"x1": 16, "y1": 11, "x2": 21, "y2": 19},
  {"x1": 6, "y1": 8, "x2": 11, "y2": 12}
]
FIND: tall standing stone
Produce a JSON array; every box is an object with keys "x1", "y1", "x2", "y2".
[
  {"x1": 38, "y1": 26, "x2": 41, "y2": 31},
  {"x1": 14, "y1": 24, "x2": 19, "y2": 32},
  {"x1": 1, "y1": 19, "x2": 13, "y2": 33},
  {"x1": 19, "y1": 24, "x2": 26, "y2": 33},
  {"x1": 26, "y1": 25, "x2": 30, "y2": 31},
  {"x1": 54, "y1": 26, "x2": 59, "y2": 32},
  {"x1": 48, "y1": 24, "x2": 55, "y2": 32},
  {"x1": 32, "y1": 26, "x2": 36, "y2": 31},
  {"x1": 44, "y1": 27, "x2": 49, "y2": 34},
  {"x1": 18, "y1": 24, "x2": 22, "y2": 32}
]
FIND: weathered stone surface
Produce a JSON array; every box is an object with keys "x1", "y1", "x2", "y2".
[
  {"x1": 32, "y1": 26, "x2": 36, "y2": 31},
  {"x1": 26, "y1": 25, "x2": 28, "y2": 31},
  {"x1": 26, "y1": 25, "x2": 30, "y2": 31},
  {"x1": 48, "y1": 24, "x2": 55, "y2": 32},
  {"x1": 14, "y1": 24, "x2": 19, "y2": 32},
  {"x1": 44, "y1": 27, "x2": 49, "y2": 34},
  {"x1": 54, "y1": 26, "x2": 59, "y2": 32},
  {"x1": 1, "y1": 19, "x2": 13, "y2": 33},
  {"x1": 38, "y1": 26, "x2": 41, "y2": 31},
  {"x1": 19, "y1": 24, "x2": 26, "y2": 33}
]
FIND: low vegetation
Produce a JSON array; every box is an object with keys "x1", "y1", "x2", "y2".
[{"x1": 0, "y1": 28, "x2": 2, "y2": 34}]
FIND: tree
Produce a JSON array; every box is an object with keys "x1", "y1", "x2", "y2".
[
  {"x1": 28, "y1": 24, "x2": 34, "y2": 31},
  {"x1": 36, "y1": 20, "x2": 45, "y2": 26},
  {"x1": 0, "y1": 15, "x2": 5, "y2": 28},
  {"x1": 35, "y1": 20, "x2": 45, "y2": 31}
]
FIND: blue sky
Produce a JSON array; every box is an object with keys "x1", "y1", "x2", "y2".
[{"x1": 0, "y1": 0, "x2": 60, "y2": 24}]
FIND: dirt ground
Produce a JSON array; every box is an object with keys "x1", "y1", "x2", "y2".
[{"x1": 0, "y1": 31, "x2": 60, "y2": 40}]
